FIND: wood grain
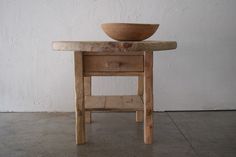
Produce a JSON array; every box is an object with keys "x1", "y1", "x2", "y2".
[
  {"x1": 84, "y1": 77, "x2": 92, "y2": 123},
  {"x1": 85, "y1": 96, "x2": 143, "y2": 111},
  {"x1": 54, "y1": 40, "x2": 177, "y2": 145},
  {"x1": 52, "y1": 40, "x2": 177, "y2": 52},
  {"x1": 101, "y1": 23, "x2": 159, "y2": 41},
  {"x1": 136, "y1": 76, "x2": 144, "y2": 122},
  {"x1": 83, "y1": 51, "x2": 144, "y2": 56},
  {"x1": 74, "y1": 52, "x2": 86, "y2": 144},
  {"x1": 83, "y1": 55, "x2": 144, "y2": 72},
  {"x1": 85, "y1": 96, "x2": 105, "y2": 109},
  {"x1": 144, "y1": 51, "x2": 153, "y2": 144},
  {"x1": 84, "y1": 71, "x2": 143, "y2": 76}
]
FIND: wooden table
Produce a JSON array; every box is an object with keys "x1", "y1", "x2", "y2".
[{"x1": 52, "y1": 40, "x2": 177, "y2": 144}]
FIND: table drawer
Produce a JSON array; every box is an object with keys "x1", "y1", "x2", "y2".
[{"x1": 83, "y1": 55, "x2": 144, "y2": 72}]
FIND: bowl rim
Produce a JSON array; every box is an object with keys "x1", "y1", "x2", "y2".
[{"x1": 101, "y1": 23, "x2": 159, "y2": 27}]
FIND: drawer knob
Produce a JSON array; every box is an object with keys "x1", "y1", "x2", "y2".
[{"x1": 105, "y1": 61, "x2": 121, "y2": 69}]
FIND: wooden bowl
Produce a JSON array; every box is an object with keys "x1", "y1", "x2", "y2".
[{"x1": 101, "y1": 23, "x2": 159, "y2": 41}]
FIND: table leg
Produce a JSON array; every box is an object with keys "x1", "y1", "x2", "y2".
[
  {"x1": 74, "y1": 52, "x2": 86, "y2": 144},
  {"x1": 136, "y1": 76, "x2": 144, "y2": 122},
  {"x1": 144, "y1": 51, "x2": 153, "y2": 144},
  {"x1": 85, "y1": 111, "x2": 91, "y2": 123},
  {"x1": 84, "y1": 76, "x2": 92, "y2": 123}
]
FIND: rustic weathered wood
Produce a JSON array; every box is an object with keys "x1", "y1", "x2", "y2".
[
  {"x1": 85, "y1": 96, "x2": 105, "y2": 109},
  {"x1": 144, "y1": 51, "x2": 153, "y2": 144},
  {"x1": 136, "y1": 76, "x2": 144, "y2": 122},
  {"x1": 136, "y1": 110, "x2": 144, "y2": 122},
  {"x1": 85, "y1": 96, "x2": 143, "y2": 111},
  {"x1": 83, "y1": 51, "x2": 144, "y2": 56},
  {"x1": 83, "y1": 55, "x2": 143, "y2": 72},
  {"x1": 53, "y1": 40, "x2": 177, "y2": 145},
  {"x1": 74, "y1": 52, "x2": 86, "y2": 144},
  {"x1": 52, "y1": 41, "x2": 177, "y2": 52},
  {"x1": 106, "y1": 96, "x2": 143, "y2": 110},
  {"x1": 138, "y1": 76, "x2": 144, "y2": 99},
  {"x1": 84, "y1": 77, "x2": 92, "y2": 123},
  {"x1": 84, "y1": 71, "x2": 143, "y2": 76},
  {"x1": 84, "y1": 77, "x2": 91, "y2": 96},
  {"x1": 85, "y1": 111, "x2": 91, "y2": 123}
]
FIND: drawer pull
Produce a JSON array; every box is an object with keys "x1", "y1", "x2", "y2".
[
  {"x1": 83, "y1": 55, "x2": 144, "y2": 72},
  {"x1": 105, "y1": 61, "x2": 121, "y2": 69}
]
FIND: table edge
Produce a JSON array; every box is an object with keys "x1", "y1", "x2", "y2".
[{"x1": 52, "y1": 40, "x2": 177, "y2": 52}]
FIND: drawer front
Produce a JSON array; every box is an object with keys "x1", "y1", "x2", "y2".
[{"x1": 83, "y1": 55, "x2": 144, "y2": 72}]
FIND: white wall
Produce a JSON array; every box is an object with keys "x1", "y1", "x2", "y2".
[{"x1": 1, "y1": 0, "x2": 236, "y2": 112}]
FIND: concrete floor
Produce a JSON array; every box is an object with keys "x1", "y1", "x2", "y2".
[{"x1": 0, "y1": 111, "x2": 235, "y2": 157}]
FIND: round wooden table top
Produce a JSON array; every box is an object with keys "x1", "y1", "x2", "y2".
[{"x1": 52, "y1": 40, "x2": 177, "y2": 52}]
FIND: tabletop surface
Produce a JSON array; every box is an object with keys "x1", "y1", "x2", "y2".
[{"x1": 52, "y1": 40, "x2": 177, "y2": 52}]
